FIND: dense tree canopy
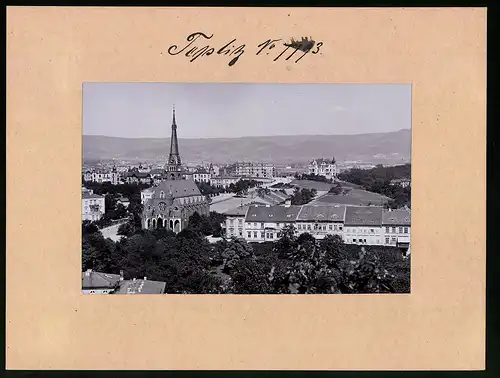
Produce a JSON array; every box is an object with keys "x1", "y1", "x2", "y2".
[
  {"x1": 82, "y1": 212, "x2": 410, "y2": 294},
  {"x1": 338, "y1": 164, "x2": 411, "y2": 209}
]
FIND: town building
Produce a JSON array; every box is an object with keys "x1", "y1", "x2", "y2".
[
  {"x1": 236, "y1": 162, "x2": 276, "y2": 178},
  {"x1": 244, "y1": 205, "x2": 302, "y2": 242},
  {"x1": 82, "y1": 269, "x2": 120, "y2": 294},
  {"x1": 83, "y1": 167, "x2": 119, "y2": 185},
  {"x1": 193, "y1": 168, "x2": 211, "y2": 183},
  {"x1": 308, "y1": 158, "x2": 338, "y2": 181},
  {"x1": 210, "y1": 176, "x2": 242, "y2": 189},
  {"x1": 82, "y1": 269, "x2": 167, "y2": 294},
  {"x1": 390, "y1": 178, "x2": 411, "y2": 188},
  {"x1": 222, "y1": 203, "x2": 411, "y2": 249},
  {"x1": 141, "y1": 106, "x2": 210, "y2": 233},
  {"x1": 82, "y1": 187, "x2": 105, "y2": 221},
  {"x1": 114, "y1": 278, "x2": 166, "y2": 294},
  {"x1": 117, "y1": 197, "x2": 130, "y2": 208},
  {"x1": 209, "y1": 163, "x2": 220, "y2": 177},
  {"x1": 122, "y1": 170, "x2": 152, "y2": 185}
]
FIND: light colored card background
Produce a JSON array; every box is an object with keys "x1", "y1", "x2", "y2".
[{"x1": 6, "y1": 7, "x2": 486, "y2": 371}]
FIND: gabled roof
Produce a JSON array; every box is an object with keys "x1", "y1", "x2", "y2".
[
  {"x1": 114, "y1": 279, "x2": 166, "y2": 294},
  {"x1": 310, "y1": 158, "x2": 335, "y2": 165},
  {"x1": 224, "y1": 205, "x2": 250, "y2": 216},
  {"x1": 382, "y1": 209, "x2": 411, "y2": 225},
  {"x1": 82, "y1": 271, "x2": 121, "y2": 289},
  {"x1": 82, "y1": 192, "x2": 104, "y2": 199},
  {"x1": 245, "y1": 205, "x2": 301, "y2": 223},
  {"x1": 151, "y1": 180, "x2": 202, "y2": 198},
  {"x1": 344, "y1": 206, "x2": 383, "y2": 226},
  {"x1": 296, "y1": 204, "x2": 346, "y2": 222}
]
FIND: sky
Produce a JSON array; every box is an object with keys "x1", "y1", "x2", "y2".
[{"x1": 83, "y1": 83, "x2": 411, "y2": 139}]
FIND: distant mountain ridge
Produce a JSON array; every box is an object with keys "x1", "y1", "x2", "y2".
[{"x1": 83, "y1": 129, "x2": 411, "y2": 165}]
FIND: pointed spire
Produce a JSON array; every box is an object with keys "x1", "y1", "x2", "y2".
[{"x1": 172, "y1": 104, "x2": 176, "y2": 126}]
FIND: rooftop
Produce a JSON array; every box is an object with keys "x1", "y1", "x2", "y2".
[
  {"x1": 245, "y1": 205, "x2": 302, "y2": 223},
  {"x1": 150, "y1": 180, "x2": 202, "y2": 199},
  {"x1": 114, "y1": 279, "x2": 166, "y2": 294},
  {"x1": 344, "y1": 206, "x2": 383, "y2": 226},
  {"x1": 82, "y1": 270, "x2": 121, "y2": 289},
  {"x1": 296, "y1": 204, "x2": 347, "y2": 222},
  {"x1": 382, "y1": 209, "x2": 411, "y2": 225}
]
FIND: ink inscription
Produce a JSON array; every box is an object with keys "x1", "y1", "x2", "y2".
[{"x1": 167, "y1": 32, "x2": 323, "y2": 67}]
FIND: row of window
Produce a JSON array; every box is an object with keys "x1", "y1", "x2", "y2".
[
  {"x1": 385, "y1": 227, "x2": 409, "y2": 234},
  {"x1": 297, "y1": 223, "x2": 343, "y2": 231}
]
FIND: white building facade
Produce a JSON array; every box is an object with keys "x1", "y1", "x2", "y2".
[
  {"x1": 82, "y1": 188, "x2": 105, "y2": 221},
  {"x1": 236, "y1": 162, "x2": 276, "y2": 179},
  {"x1": 222, "y1": 204, "x2": 411, "y2": 249},
  {"x1": 308, "y1": 158, "x2": 338, "y2": 181}
]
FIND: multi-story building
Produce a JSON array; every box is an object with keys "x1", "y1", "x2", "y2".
[
  {"x1": 82, "y1": 187, "x2": 105, "y2": 221},
  {"x1": 236, "y1": 162, "x2": 276, "y2": 179},
  {"x1": 141, "y1": 106, "x2": 210, "y2": 233},
  {"x1": 82, "y1": 269, "x2": 167, "y2": 294},
  {"x1": 390, "y1": 178, "x2": 411, "y2": 188},
  {"x1": 193, "y1": 168, "x2": 211, "y2": 183},
  {"x1": 223, "y1": 205, "x2": 249, "y2": 239},
  {"x1": 343, "y1": 206, "x2": 384, "y2": 245},
  {"x1": 210, "y1": 176, "x2": 241, "y2": 189},
  {"x1": 382, "y1": 209, "x2": 411, "y2": 248},
  {"x1": 222, "y1": 203, "x2": 411, "y2": 249},
  {"x1": 83, "y1": 168, "x2": 119, "y2": 185},
  {"x1": 244, "y1": 204, "x2": 302, "y2": 242},
  {"x1": 308, "y1": 158, "x2": 338, "y2": 181},
  {"x1": 122, "y1": 171, "x2": 152, "y2": 185}
]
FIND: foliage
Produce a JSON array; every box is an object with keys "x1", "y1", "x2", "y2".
[
  {"x1": 295, "y1": 173, "x2": 333, "y2": 183},
  {"x1": 338, "y1": 164, "x2": 411, "y2": 209},
  {"x1": 290, "y1": 187, "x2": 317, "y2": 205}
]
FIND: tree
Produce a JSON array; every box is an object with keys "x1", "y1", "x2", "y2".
[{"x1": 117, "y1": 222, "x2": 134, "y2": 237}]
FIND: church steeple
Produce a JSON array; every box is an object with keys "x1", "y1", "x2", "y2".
[{"x1": 165, "y1": 105, "x2": 183, "y2": 180}]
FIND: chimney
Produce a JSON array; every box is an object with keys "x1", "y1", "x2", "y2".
[
  {"x1": 265, "y1": 204, "x2": 270, "y2": 207},
  {"x1": 133, "y1": 277, "x2": 136, "y2": 281},
  {"x1": 144, "y1": 277, "x2": 147, "y2": 281},
  {"x1": 120, "y1": 270, "x2": 124, "y2": 281},
  {"x1": 85, "y1": 269, "x2": 92, "y2": 277},
  {"x1": 284, "y1": 199, "x2": 291, "y2": 208}
]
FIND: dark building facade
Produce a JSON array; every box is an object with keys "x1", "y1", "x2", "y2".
[{"x1": 141, "y1": 106, "x2": 210, "y2": 233}]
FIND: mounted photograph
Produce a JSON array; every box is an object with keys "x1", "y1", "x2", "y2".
[{"x1": 82, "y1": 83, "x2": 412, "y2": 294}]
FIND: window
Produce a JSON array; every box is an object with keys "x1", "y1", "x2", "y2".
[
  {"x1": 329, "y1": 224, "x2": 333, "y2": 230},
  {"x1": 261, "y1": 232, "x2": 265, "y2": 238},
  {"x1": 353, "y1": 239, "x2": 357, "y2": 243},
  {"x1": 370, "y1": 229, "x2": 374, "y2": 233},
  {"x1": 391, "y1": 227, "x2": 395, "y2": 233},
  {"x1": 239, "y1": 230, "x2": 243, "y2": 237},
  {"x1": 404, "y1": 227, "x2": 409, "y2": 234},
  {"x1": 339, "y1": 225, "x2": 343, "y2": 230},
  {"x1": 261, "y1": 223, "x2": 264, "y2": 228},
  {"x1": 399, "y1": 227, "x2": 403, "y2": 233},
  {"x1": 391, "y1": 237, "x2": 397, "y2": 244},
  {"x1": 307, "y1": 224, "x2": 311, "y2": 230},
  {"x1": 270, "y1": 233, "x2": 274, "y2": 239},
  {"x1": 386, "y1": 227, "x2": 390, "y2": 233},
  {"x1": 254, "y1": 232, "x2": 258, "y2": 238},
  {"x1": 247, "y1": 232, "x2": 251, "y2": 238}
]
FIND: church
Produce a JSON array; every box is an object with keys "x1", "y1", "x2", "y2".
[{"x1": 141, "y1": 107, "x2": 210, "y2": 233}]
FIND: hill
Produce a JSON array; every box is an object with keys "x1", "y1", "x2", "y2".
[{"x1": 83, "y1": 129, "x2": 411, "y2": 165}]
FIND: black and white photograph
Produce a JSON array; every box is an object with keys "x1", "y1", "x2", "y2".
[{"x1": 82, "y1": 83, "x2": 412, "y2": 295}]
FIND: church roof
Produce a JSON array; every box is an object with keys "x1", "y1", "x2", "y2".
[{"x1": 151, "y1": 180, "x2": 202, "y2": 198}]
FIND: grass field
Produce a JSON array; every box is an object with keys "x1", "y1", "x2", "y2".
[
  {"x1": 312, "y1": 187, "x2": 390, "y2": 206},
  {"x1": 291, "y1": 179, "x2": 335, "y2": 192}
]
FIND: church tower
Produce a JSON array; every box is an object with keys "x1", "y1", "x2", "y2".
[{"x1": 165, "y1": 105, "x2": 183, "y2": 180}]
